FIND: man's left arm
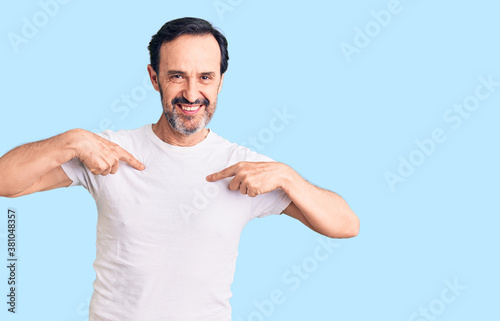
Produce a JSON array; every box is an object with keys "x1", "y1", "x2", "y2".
[{"x1": 206, "y1": 161, "x2": 359, "y2": 238}]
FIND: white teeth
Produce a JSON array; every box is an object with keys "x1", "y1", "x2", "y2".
[{"x1": 180, "y1": 105, "x2": 201, "y2": 111}]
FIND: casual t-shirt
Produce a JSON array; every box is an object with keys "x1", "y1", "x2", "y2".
[{"x1": 60, "y1": 123, "x2": 292, "y2": 321}]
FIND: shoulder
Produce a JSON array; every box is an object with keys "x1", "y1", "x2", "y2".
[
  {"x1": 210, "y1": 131, "x2": 276, "y2": 163},
  {"x1": 94, "y1": 124, "x2": 150, "y2": 145}
]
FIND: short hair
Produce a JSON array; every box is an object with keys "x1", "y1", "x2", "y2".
[{"x1": 148, "y1": 17, "x2": 229, "y2": 75}]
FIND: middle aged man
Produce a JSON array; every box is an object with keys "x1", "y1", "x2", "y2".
[{"x1": 0, "y1": 17, "x2": 359, "y2": 320}]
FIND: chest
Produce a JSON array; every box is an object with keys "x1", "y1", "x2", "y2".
[{"x1": 95, "y1": 158, "x2": 251, "y2": 242}]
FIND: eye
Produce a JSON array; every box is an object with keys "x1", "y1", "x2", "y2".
[
  {"x1": 169, "y1": 74, "x2": 185, "y2": 83},
  {"x1": 201, "y1": 76, "x2": 210, "y2": 80}
]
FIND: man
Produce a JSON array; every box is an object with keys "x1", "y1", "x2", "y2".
[{"x1": 0, "y1": 17, "x2": 359, "y2": 320}]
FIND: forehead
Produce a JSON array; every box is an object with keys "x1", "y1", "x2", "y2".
[{"x1": 159, "y1": 34, "x2": 221, "y2": 73}]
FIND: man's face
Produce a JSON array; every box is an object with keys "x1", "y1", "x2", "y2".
[{"x1": 149, "y1": 34, "x2": 224, "y2": 136}]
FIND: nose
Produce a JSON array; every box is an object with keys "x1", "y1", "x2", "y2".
[{"x1": 183, "y1": 78, "x2": 200, "y2": 104}]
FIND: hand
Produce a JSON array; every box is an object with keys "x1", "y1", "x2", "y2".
[
  {"x1": 206, "y1": 161, "x2": 289, "y2": 197},
  {"x1": 72, "y1": 129, "x2": 145, "y2": 175}
]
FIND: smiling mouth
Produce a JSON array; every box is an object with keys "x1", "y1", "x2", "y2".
[{"x1": 177, "y1": 104, "x2": 203, "y2": 114}]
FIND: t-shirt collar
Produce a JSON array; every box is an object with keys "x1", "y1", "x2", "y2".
[{"x1": 145, "y1": 123, "x2": 215, "y2": 152}]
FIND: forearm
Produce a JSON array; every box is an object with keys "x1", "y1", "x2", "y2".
[
  {"x1": 282, "y1": 166, "x2": 359, "y2": 238},
  {"x1": 0, "y1": 129, "x2": 79, "y2": 196}
]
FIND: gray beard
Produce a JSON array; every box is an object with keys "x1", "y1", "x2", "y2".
[
  {"x1": 158, "y1": 82, "x2": 216, "y2": 136},
  {"x1": 163, "y1": 106, "x2": 209, "y2": 136}
]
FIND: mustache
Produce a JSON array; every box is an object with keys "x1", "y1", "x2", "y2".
[{"x1": 171, "y1": 96, "x2": 210, "y2": 106}]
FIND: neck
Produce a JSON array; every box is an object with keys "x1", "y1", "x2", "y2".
[{"x1": 152, "y1": 114, "x2": 209, "y2": 147}]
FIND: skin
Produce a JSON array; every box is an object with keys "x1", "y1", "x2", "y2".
[
  {"x1": 147, "y1": 34, "x2": 224, "y2": 147},
  {"x1": 0, "y1": 33, "x2": 359, "y2": 238}
]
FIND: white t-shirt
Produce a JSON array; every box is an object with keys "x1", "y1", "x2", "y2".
[{"x1": 60, "y1": 123, "x2": 292, "y2": 321}]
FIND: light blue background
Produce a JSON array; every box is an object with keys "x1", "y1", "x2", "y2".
[{"x1": 1, "y1": 0, "x2": 499, "y2": 320}]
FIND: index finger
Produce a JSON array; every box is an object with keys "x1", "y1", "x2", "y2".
[
  {"x1": 206, "y1": 163, "x2": 238, "y2": 182},
  {"x1": 118, "y1": 147, "x2": 145, "y2": 171}
]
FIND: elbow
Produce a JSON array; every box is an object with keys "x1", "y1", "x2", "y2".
[
  {"x1": 0, "y1": 183, "x2": 24, "y2": 198},
  {"x1": 324, "y1": 214, "x2": 360, "y2": 239},
  {"x1": 0, "y1": 186, "x2": 12, "y2": 198},
  {"x1": 346, "y1": 215, "x2": 360, "y2": 238},
  {"x1": 0, "y1": 188, "x2": 31, "y2": 198},
  {"x1": 0, "y1": 175, "x2": 15, "y2": 198},
  {"x1": 0, "y1": 192, "x2": 15, "y2": 198},
  {"x1": 0, "y1": 190, "x2": 19, "y2": 198}
]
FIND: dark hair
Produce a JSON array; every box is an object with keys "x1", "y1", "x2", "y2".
[{"x1": 148, "y1": 17, "x2": 229, "y2": 75}]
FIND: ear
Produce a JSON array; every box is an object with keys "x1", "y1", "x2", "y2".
[
  {"x1": 217, "y1": 73, "x2": 225, "y2": 94},
  {"x1": 147, "y1": 64, "x2": 160, "y2": 92}
]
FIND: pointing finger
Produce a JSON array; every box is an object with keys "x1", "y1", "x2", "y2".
[
  {"x1": 118, "y1": 147, "x2": 145, "y2": 171},
  {"x1": 206, "y1": 164, "x2": 238, "y2": 182}
]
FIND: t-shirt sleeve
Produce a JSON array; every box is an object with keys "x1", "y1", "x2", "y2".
[
  {"x1": 59, "y1": 131, "x2": 109, "y2": 198},
  {"x1": 241, "y1": 149, "x2": 292, "y2": 220}
]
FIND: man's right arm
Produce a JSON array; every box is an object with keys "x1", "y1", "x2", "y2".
[{"x1": 0, "y1": 129, "x2": 145, "y2": 198}]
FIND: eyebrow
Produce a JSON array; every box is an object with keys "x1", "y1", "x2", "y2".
[
  {"x1": 167, "y1": 70, "x2": 216, "y2": 77},
  {"x1": 167, "y1": 70, "x2": 186, "y2": 75}
]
